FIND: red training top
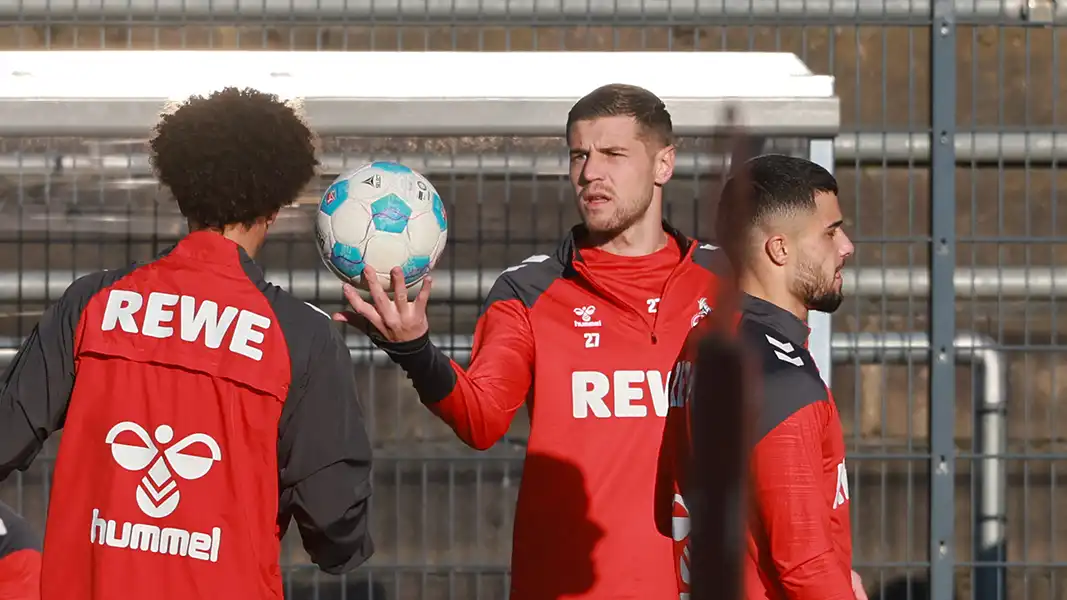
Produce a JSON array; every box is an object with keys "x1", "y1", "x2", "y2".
[
  {"x1": 658, "y1": 294, "x2": 854, "y2": 600},
  {"x1": 0, "y1": 232, "x2": 374, "y2": 600},
  {"x1": 378, "y1": 222, "x2": 726, "y2": 600}
]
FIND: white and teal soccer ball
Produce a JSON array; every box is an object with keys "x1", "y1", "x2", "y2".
[{"x1": 315, "y1": 161, "x2": 448, "y2": 292}]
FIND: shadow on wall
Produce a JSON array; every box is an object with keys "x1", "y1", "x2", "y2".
[{"x1": 284, "y1": 452, "x2": 605, "y2": 600}]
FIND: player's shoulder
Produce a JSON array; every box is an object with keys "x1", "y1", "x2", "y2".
[
  {"x1": 230, "y1": 250, "x2": 347, "y2": 370},
  {"x1": 483, "y1": 253, "x2": 567, "y2": 310},
  {"x1": 261, "y1": 283, "x2": 356, "y2": 371},
  {"x1": 262, "y1": 282, "x2": 338, "y2": 337},
  {"x1": 738, "y1": 317, "x2": 829, "y2": 431},
  {"x1": 689, "y1": 241, "x2": 732, "y2": 277},
  {"x1": 58, "y1": 261, "x2": 153, "y2": 310}
]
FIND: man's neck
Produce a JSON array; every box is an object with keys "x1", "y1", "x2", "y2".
[
  {"x1": 189, "y1": 224, "x2": 263, "y2": 259},
  {"x1": 737, "y1": 271, "x2": 809, "y2": 322},
  {"x1": 587, "y1": 215, "x2": 668, "y2": 257}
]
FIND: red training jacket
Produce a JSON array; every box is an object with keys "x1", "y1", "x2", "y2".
[
  {"x1": 378, "y1": 222, "x2": 726, "y2": 600},
  {"x1": 0, "y1": 231, "x2": 374, "y2": 599},
  {"x1": 658, "y1": 293, "x2": 854, "y2": 600}
]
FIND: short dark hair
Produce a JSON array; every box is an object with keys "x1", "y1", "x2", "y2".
[
  {"x1": 715, "y1": 154, "x2": 838, "y2": 263},
  {"x1": 150, "y1": 87, "x2": 319, "y2": 230},
  {"x1": 566, "y1": 84, "x2": 674, "y2": 147}
]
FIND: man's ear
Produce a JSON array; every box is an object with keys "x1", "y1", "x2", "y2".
[
  {"x1": 654, "y1": 144, "x2": 675, "y2": 187},
  {"x1": 765, "y1": 234, "x2": 789, "y2": 267}
]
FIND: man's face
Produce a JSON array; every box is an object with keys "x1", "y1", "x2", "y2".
[
  {"x1": 567, "y1": 115, "x2": 673, "y2": 236},
  {"x1": 788, "y1": 191, "x2": 854, "y2": 313}
]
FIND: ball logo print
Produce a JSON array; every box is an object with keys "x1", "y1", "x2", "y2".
[
  {"x1": 106, "y1": 421, "x2": 222, "y2": 519},
  {"x1": 320, "y1": 181, "x2": 347, "y2": 215}
]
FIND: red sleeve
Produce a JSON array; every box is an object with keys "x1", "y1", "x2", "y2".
[
  {"x1": 750, "y1": 401, "x2": 853, "y2": 600},
  {"x1": 428, "y1": 298, "x2": 535, "y2": 450},
  {"x1": 0, "y1": 549, "x2": 42, "y2": 600}
]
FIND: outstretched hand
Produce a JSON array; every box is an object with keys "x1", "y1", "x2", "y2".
[
  {"x1": 851, "y1": 570, "x2": 868, "y2": 600},
  {"x1": 332, "y1": 265, "x2": 432, "y2": 344}
]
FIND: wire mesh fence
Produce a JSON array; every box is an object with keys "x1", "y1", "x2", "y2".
[{"x1": 0, "y1": 3, "x2": 1066, "y2": 600}]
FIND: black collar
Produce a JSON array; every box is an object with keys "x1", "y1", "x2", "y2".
[{"x1": 740, "y1": 293, "x2": 810, "y2": 346}]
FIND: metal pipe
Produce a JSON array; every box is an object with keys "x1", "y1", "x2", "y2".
[
  {"x1": 3, "y1": 133, "x2": 1064, "y2": 178},
  {"x1": 833, "y1": 331, "x2": 1007, "y2": 597},
  {"x1": 2, "y1": 267, "x2": 1065, "y2": 303},
  {"x1": 2, "y1": 0, "x2": 1061, "y2": 24},
  {"x1": 0, "y1": 329, "x2": 1010, "y2": 581},
  {"x1": 834, "y1": 131, "x2": 1067, "y2": 165},
  {"x1": 836, "y1": 330, "x2": 1002, "y2": 593},
  {"x1": 4, "y1": 152, "x2": 716, "y2": 178}
]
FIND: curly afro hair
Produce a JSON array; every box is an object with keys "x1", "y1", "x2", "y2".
[{"x1": 149, "y1": 87, "x2": 319, "y2": 230}]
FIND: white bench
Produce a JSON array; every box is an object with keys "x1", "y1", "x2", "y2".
[{"x1": 0, "y1": 50, "x2": 837, "y2": 137}]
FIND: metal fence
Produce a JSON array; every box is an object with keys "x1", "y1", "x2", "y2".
[{"x1": 1, "y1": 2, "x2": 1066, "y2": 600}]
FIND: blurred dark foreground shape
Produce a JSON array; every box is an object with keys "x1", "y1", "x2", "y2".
[
  {"x1": 688, "y1": 103, "x2": 756, "y2": 600},
  {"x1": 687, "y1": 329, "x2": 752, "y2": 600}
]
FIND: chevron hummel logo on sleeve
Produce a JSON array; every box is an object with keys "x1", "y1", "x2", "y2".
[
  {"x1": 501, "y1": 255, "x2": 551, "y2": 274},
  {"x1": 765, "y1": 334, "x2": 804, "y2": 366}
]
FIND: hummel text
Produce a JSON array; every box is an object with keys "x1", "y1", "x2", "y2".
[{"x1": 91, "y1": 509, "x2": 221, "y2": 563}]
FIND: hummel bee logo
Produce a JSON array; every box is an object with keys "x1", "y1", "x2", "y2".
[
  {"x1": 106, "y1": 422, "x2": 222, "y2": 519},
  {"x1": 572, "y1": 305, "x2": 602, "y2": 328}
]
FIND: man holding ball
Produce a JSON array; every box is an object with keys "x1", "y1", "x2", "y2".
[{"x1": 335, "y1": 83, "x2": 727, "y2": 600}]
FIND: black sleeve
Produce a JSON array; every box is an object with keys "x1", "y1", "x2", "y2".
[
  {"x1": 0, "y1": 501, "x2": 41, "y2": 556},
  {"x1": 277, "y1": 322, "x2": 374, "y2": 574},
  {"x1": 0, "y1": 270, "x2": 126, "y2": 481},
  {"x1": 372, "y1": 257, "x2": 560, "y2": 408},
  {"x1": 372, "y1": 332, "x2": 456, "y2": 405}
]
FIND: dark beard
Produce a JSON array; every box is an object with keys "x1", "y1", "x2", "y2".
[
  {"x1": 794, "y1": 258, "x2": 844, "y2": 314},
  {"x1": 807, "y1": 289, "x2": 843, "y2": 313},
  {"x1": 579, "y1": 189, "x2": 653, "y2": 237}
]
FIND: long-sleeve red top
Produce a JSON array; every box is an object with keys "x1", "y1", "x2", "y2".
[
  {"x1": 658, "y1": 293, "x2": 855, "y2": 600},
  {"x1": 379, "y1": 222, "x2": 726, "y2": 600}
]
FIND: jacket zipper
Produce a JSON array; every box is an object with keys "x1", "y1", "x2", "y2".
[
  {"x1": 648, "y1": 248, "x2": 699, "y2": 341},
  {"x1": 575, "y1": 261, "x2": 659, "y2": 343},
  {"x1": 575, "y1": 241, "x2": 699, "y2": 345},
  {"x1": 651, "y1": 243, "x2": 699, "y2": 340}
]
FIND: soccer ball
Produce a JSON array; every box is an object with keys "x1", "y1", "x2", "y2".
[{"x1": 315, "y1": 161, "x2": 448, "y2": 293}]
